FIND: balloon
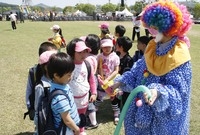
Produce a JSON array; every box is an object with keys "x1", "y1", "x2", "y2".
[{"x1": 114, "y1": 85, "x2": 151, "y2": 135}]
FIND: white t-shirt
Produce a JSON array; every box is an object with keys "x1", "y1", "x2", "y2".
[
  {"x1": 9, "y1": 13, "x2": 17, "y2": 21},
  {"x1": 69, "y1": 62, "x2": 90, "y2": 109}
]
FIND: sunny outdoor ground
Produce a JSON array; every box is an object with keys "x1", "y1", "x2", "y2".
[{"x1": 0, "y1": 20, "x2": 199, "y2": 135}]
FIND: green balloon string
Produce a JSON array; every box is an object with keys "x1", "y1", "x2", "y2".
[{"x1": 114, "y1": 85, "x2": 151, "y2": 135}]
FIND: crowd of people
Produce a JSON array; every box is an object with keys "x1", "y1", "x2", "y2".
[{"x1": 24, "y1": 1, "x2": 193, "y2": 135}]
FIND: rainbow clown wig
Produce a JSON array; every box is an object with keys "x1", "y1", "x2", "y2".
[{"x1": 141, "y1": 1, "x2": 193, "y2": 37}]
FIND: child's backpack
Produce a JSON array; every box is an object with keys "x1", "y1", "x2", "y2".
[
  {"x1": 84, "y1": 60, "x2": 91, "y2": 81},
  {"x1": 24, "y1": 65, "x2": 39, "y2": 120},
  {"x1": 38, "y1": 89, "x2": 69, "y2": 135}
]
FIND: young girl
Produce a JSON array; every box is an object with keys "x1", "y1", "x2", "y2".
[
  {"x1": 95, "y1": 38, "x2": 120, "y2": 125},
  {"x1": 85, "y1": 34, "x2": 100, "y2": 129},
  {"x1": 47, "y1": 52, "x2": 80, "y2": 135},
  {"x1": 66, "y1": 38, "x2": 97, "y2": 135},
  {"x1": 34, "y1": 50, "x2": 57, "y2": 135},
  {"x1": 48, "y1": 24, "x2": 64, "y2": 51}
]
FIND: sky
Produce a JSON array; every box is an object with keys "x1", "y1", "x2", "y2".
[{"x1": 0, "y1": 0, "x2": 136, "y2": 8}]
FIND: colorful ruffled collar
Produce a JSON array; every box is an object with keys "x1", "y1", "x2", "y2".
[{"x1": 144, "y1": 39, "x2": 191, "y2": 76}]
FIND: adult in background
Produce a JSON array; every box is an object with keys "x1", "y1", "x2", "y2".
[
  {"x1": 111, "y1": 1, "x2": 193, "y2": 134},
  {"x1": 131, "y1": 13, "x2": 140, "y2": 42},
  {"x1": 9, "y1": 12, "x2": 17, "y2": 30}
]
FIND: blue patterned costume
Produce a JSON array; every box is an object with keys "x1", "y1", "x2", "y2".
[{"x1": 115, "y1": 38, "x2": 192, "y2": 135}]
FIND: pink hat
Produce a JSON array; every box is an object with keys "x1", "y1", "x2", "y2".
[
  {"x1": 101, "y1": 39, "x2": 113, "y2": 47},
  {"x1": 39, "y1": 50, "x2": 57, "y2": 65},
  {"x1": 98, "y1": 22, "x2": 109, "y2": 29},
  {"x1": 79, "y1": 36, "x2": 87, "y2": 42},
  {"x1": 75, "y1": 41, "x2": 91, "y2": 52}
]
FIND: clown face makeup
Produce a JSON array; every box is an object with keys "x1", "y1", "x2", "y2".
[
  {"x1": 148, "y1": 28, "x2": 163, "y2": 43},
  {"x1": 154, "y1": 33, "x2": 164, "y2": 43}
]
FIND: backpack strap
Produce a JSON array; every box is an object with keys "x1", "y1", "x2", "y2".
[
  {"x1": 84, "y1": 60, "x2": 91, "y2": 81},
  {"x1": 49, "y1": 89, "x2": 71, "y2": 135}
]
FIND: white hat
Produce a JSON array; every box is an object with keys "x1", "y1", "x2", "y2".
[
  {"x1": 50, "y1": 24, "x2": 60, "y2": 30},
  {"x1": 101, "y1": 39, "x2": 113, "y2": 47}
]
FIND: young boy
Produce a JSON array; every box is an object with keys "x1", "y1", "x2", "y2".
[
  {"x1": 115, "y1": 36, "x2": 133, "y2": 107},
  {"x1": 133, "y1": 36, "x2": 152, "y2": 63},
  {"x1": 114, "y1": 25, "x2": 126, "y2": 38},
  {"x1": 47, "y1": 52, "x2": 80, "y2": 135}
]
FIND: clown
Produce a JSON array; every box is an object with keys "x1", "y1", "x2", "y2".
[{"x1": 111, "y1": 1, "x2": 193, "y2": 135}]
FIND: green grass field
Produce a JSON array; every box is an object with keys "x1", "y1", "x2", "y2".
[{"x1": 0, "y1": 21, "x2": 199, "y2": 135}]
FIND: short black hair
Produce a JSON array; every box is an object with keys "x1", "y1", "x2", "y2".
[
  {"x1": 137, "y1": 36, "x2": 153, "y2": 46},
  {"x1": 116, "y1": 36, "x2": 132, "y2": 52},
  {"x1": 47, "y1": 52, "x2": 75, "y2": 79},
  {"x1": 115, "y1": 25, "x2": 126, "y2": 37},
  {"x1": 66, "y1": 38, "x2": 83, "y2": 59},
  {"x1": 85, "y1": 34, "x2": 100, "y2": 55},
  {"x1": 38, "y1": 41, "x2": 57, "y2": 56}
]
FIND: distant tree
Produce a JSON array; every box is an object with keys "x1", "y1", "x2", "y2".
[
  {"x1": 82, "y1": 4, "x2": 95, "y2": 15},
  {"x1": 63, "y1": 6, "x2": 75, "y2": 14},
  {"x1": 101, "y1": 3, "x2": 117, "y2": 13},
  {"x1": 31, "y1": 6, "x2": 42, "y2": 12},
  {"x1": 2, "y1": 7, "x2": 11, "y2": 13},
  {"x1": 132, "y1": 1, "x2": 145, "y2": 13},
  {"x1": 193, "y1": 3, "x2": 200, "y2": 19},
  {"x1": 51, "y1": 6, "x2": 58, "y2": 12}
]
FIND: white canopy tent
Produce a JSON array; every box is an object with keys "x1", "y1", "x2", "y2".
[{"x1": 121, "y1": 8, "x2": 133, "y2": 17}]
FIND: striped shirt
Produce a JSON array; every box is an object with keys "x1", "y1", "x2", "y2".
[{"x1": 50, "y1": 82, "x2": 80, "y2": 133}]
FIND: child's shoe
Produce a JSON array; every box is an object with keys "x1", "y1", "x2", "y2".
[
  {"x1": 114, "y1": 117, "x2": 119, "y2": 125},
  {"x1": 85, "y1": 123, "x2": 99, "y2": 130}
]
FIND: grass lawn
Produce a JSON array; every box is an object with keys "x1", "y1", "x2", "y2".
[{"x1": 0, "y1": 20, "x2": 199, "y2": 135}]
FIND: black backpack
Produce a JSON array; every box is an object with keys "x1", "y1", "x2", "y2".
[{"x1": 38, "y1": 89, "x2": 70, "y2": 135}]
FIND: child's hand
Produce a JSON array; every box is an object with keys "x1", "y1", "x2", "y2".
[
  {"x1": 48, "y1": 38, "x2": 53, "y2": 41},
  {"x1": 110, "y1": 82, "x2": 121, "y2": 93},
  {"x1": 89, "y1": 94, "x2": 97, "y2": 102},
  {"x1": 144, "y1": 89, "x2": 158, "y2": 106},
  {"x1": 74, "y1": 128, "x2": 80, "y2": 135}
]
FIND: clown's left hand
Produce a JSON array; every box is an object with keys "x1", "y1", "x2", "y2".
[{"x1": 144, "y1": 89, "x2": 158, "y2": 106}]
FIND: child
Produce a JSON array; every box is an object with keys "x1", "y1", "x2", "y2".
[
  {"x1": 111, "y1": 1, "x2": 192, "y2": 134},
  {"x1": 95, "y1": 38, "x2": 120, "y2": 125},
  {"x1": 98, "y1": 22, "x2": 113, "y2": 40},
  {"x1": 132, "y1": 36, "x2": 152, "y2": 63},
  {"x1": 34, "y1": 50, "x2": 57, "y2": 135},
  {"x1": 25, "y1": 41, "x2": 57, "y2": 120},
  {"x1": 85, "y1": 34, "x2": 100, "y2": 129},
  {"x1": 66, "y1": 38, "x2": 97, "y2": 135},
  {"x1": 114, "y1": 25, "x2": 126, "y2": 38},
  {"x1": 115, "y1": 36, "x2": 133, "y2": 107},
  {"x1": 48, "y1": 24, "x2": 64, "y2": 51},
  {"x1": 113, "y1": 25, "x2": 126, "y2": 48},
  {"x1": 47, "y1": 52, "x2": 80, "y2": 135}
]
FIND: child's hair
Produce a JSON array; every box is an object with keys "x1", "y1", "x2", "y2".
[
  {"x1": 137, "y1": 36, "x2": 153, "y2": 46},
  {"x1": 101, "y1": 28, "x2": 110, "y2": 35},
  {"x1": 58, "y1": 28, "x2": 64, "y2": 38},
  {"x1": 66, "y1": 38, "x2": 83, "y2": 59},
  {"x1": 38, "y1": 42, "x2": 57, "y2": 56},
  {"x1": 115, "y1": 25, "x2": 126, "y2": 37},
  {"x1": 116, "y1": 36, "x2": 132, "y2": 52},
  {"x1": 85, "y1": 34, "x2": 100, "y2": 55},
  {"x1": 47, "y1": 52, "x2": 75, "y2": 79}
]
